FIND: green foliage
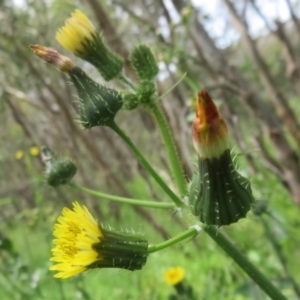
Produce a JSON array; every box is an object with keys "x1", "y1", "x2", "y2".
[
  {"x1": 1, "y1": 0, "x2": 300, "y2": 299},
  {"x1": 0, "y1": 165, "x2": 299, "y2": 299}
]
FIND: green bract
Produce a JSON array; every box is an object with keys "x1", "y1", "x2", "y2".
[
  {"x1": 130, "y1": 45, "x2": 159, "y2": 81},
  {"x1": 189, "y1": 149, "x2": 254, "y2": 226},
  {"x1": 42, "y1": 148, "x2": 77, "y2": 187},
  {"x1": 90, "y1": 226, "x2": 148, "y2": 271},
  {"x1": 77, "y1": 33, "x2": 124, "y2": 81},
  {"x1": 69, "y1": 67, "x2": 123, "y2": 128}
]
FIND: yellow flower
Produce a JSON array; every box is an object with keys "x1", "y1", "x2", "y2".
[
  {"x1": 50, "y1": 202, "x2": 148, "y2": 279},
  {"x1": 50, "y1": 202, "x2": 102, "y2": 278},
  {"x1": 56, "y1": 10, "x2": 96, "y2": 54},
  {"x1": 56, "y1": 9, "x2": 123, "y2": 81},
  {"x1": 164, "y1": 267, "x2": 185, "y2": 286},
  {"x1": 29, "y1": 146, "x2": 40, "y2": 157},
  {"x1": 15, "y1": 150, "x2": 24, "y2": 160}
]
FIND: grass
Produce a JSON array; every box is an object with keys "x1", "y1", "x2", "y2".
[{"x1": 0, "y1": 154, "x2": 300, "y2": 299}]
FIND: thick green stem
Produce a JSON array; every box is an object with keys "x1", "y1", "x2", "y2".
[
  {"x1": 109, "y1": 121, "x2": 183, "y2": 207},
  {"x1": 70, "y1": 183, "x2": 176, "y2": 209},
  {"x1": 148, "y1": 227, "x2": 199, "y2": 253},
  {"x1": 147, "y1": 102, "x2": 187, "y2": 197},
  {"x1": 204, "y1": 226, "x2": 287, "y2": 300}
]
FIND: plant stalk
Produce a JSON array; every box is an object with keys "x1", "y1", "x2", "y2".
[
  {"x1": 148, "y1": 227, "x2": 199, "y2": 253},
  {"x1": 70, "y1": 183, "x2": 176, "y2": 209},
  {"x1": 204, "y1": 226, "x2": 287, "y2": 300},
  {"x1": 147, "y1": 102, "x2": 187, "y2": 197},
  {"x1": 109, "y1": 121, "x2": 183, "y2": 207}
]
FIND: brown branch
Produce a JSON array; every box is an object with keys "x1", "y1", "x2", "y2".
[
  {"x1": 285, "y1": 0, "x2": 300, "y2": 37},
  {"x1": 274, "y1": 21, "x2": 300, "y2": 87},
  {"x1": 249, "y1": 0, "x2": 300, "y2": 93},
  {"x1": 251, "y1": 134, "x2": 289, "y2": 191},
  {"x1": 222, "y1": 0, "x2": 300, "y2": 149},
  {"x1": 5, "y1": 95, "x2": 40, "y2": 145}
]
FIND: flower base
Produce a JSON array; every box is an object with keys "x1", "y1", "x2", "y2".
[{"x1": 189, "y1": 149, "x2": 254, "y2": 226}]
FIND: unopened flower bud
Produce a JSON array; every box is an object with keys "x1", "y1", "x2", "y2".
[
  {"x1": 69, "y1": 67, "x2": 123, "y2": 128},
  {"x1": 189, "y1": 90, "x2": 254, "y2": 226},
  {"x1": 130, "y1": 45, "x2": 159, "y2": 81},
  {"x1": 252, "y1": 199, "x2": 269, "y2": 216},
  {"x1": 41, "y1": 147, "x2": 77, "y2": 187},
  {"x1": 122, "y1": 91, "x2": 139, "y2": 110},
  {"x1": 30, "y1": 45, "x2": 74, "y2": 72}
]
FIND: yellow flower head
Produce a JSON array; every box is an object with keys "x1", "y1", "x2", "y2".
[
  {"x1": 164, "y1": 267, "x2": 185, "y2": 286},
  {"x1": 50, "y1": 202, "x2": 148, "y2": 278},
  {"x1": 29, "y1": 146, "x2": 40, "y2": 157},
  {"x1": 50, "y1": 202, "x2": 102, "y2": 278},
  {"x1": 15, "y1": 150, "x2": 24, "y2": 160},
  {"x1": 56, "y1": 10, "x2": 96, "y2": 54},
  {"x1": 55, "y1": 9, "x2": 123, "y2": 81}
]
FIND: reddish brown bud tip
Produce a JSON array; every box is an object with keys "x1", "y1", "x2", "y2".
[
  {"x1": 192, "y1": 90, "x2": 228, "y2": 158},
  {"x1": 30, "y1": 45, "x2": 74, "y2": 72}
]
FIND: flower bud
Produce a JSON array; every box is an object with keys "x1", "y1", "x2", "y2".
[
  {"x1": 121, "y1": 81, "x2": 157, "y2": 110},
  {"x1": 136, "y1": 81, "x2": 157, "y2": 105},
  {"x1": 121, "y1": 91, "x2": 139, "y2": 110},
  {"x1": 252, "y1": 199, "x2": 269, "y2": 216},
  {"x1": 189, "y1": 90, "x2": 254, "y2": 226},
  {"x1": 69, "y1": 67, "x2": 123, "y2": 128},
  {"x1": 41, "y1": 147, "x2": 77, "y2": 187},
  {"x1": 130, "y1": 45, "x2": 159, "y2": 81}
]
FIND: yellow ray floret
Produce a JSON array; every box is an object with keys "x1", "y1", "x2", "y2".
[
  {"x1": 29, "y1": 146, "x2": 40, "y2": 157},
  {"x1": 56, "y1": 10, "x2": 96, "y2": 54},
  {"x1": 50, "y1": 201, "x2": 102, "y2": 278},
  {"x1": 164, "y1": 267, "x2": 185, "y2": 286}
]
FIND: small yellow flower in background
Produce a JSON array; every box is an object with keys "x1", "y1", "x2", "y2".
[
  {"x1": 56, "y1": 9, "x2": 96, "y2": 54},
  {"x1": 50, "y1": 202, "x2": 148, "y2": 279},
  {"x1": 15, "y1": 150, "x2": 24, "y2": 160},
  {"x1": 29, "y1": 146, "x2": 40, "y2": 157},
  {"x1": 164, "y1": 267, "x2": 185, "y2": 286}
]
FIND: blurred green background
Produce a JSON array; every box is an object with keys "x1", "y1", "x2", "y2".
[{"x1": 1, "y1": 0, "x2": 300, "y2": 299}]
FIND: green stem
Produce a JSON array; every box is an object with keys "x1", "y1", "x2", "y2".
[
  {"x1": 204, "y1": 226, "x2": 287, "y2": 300},
  {"x1": 148, "y1": 227, "x2": 199, "y2": 253},
  {"x1": 70, "y1": 183, "x2": 176, "y2": 209},
  {"x1": 147, "y1": 102, "x2": 187, "y2": 197},
  {"x1": 118, "y1": 73, "x2": 136, "y2": 90},
  {"x1": 109, "y1": 121, "x2": 183, "y2": 207}
]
